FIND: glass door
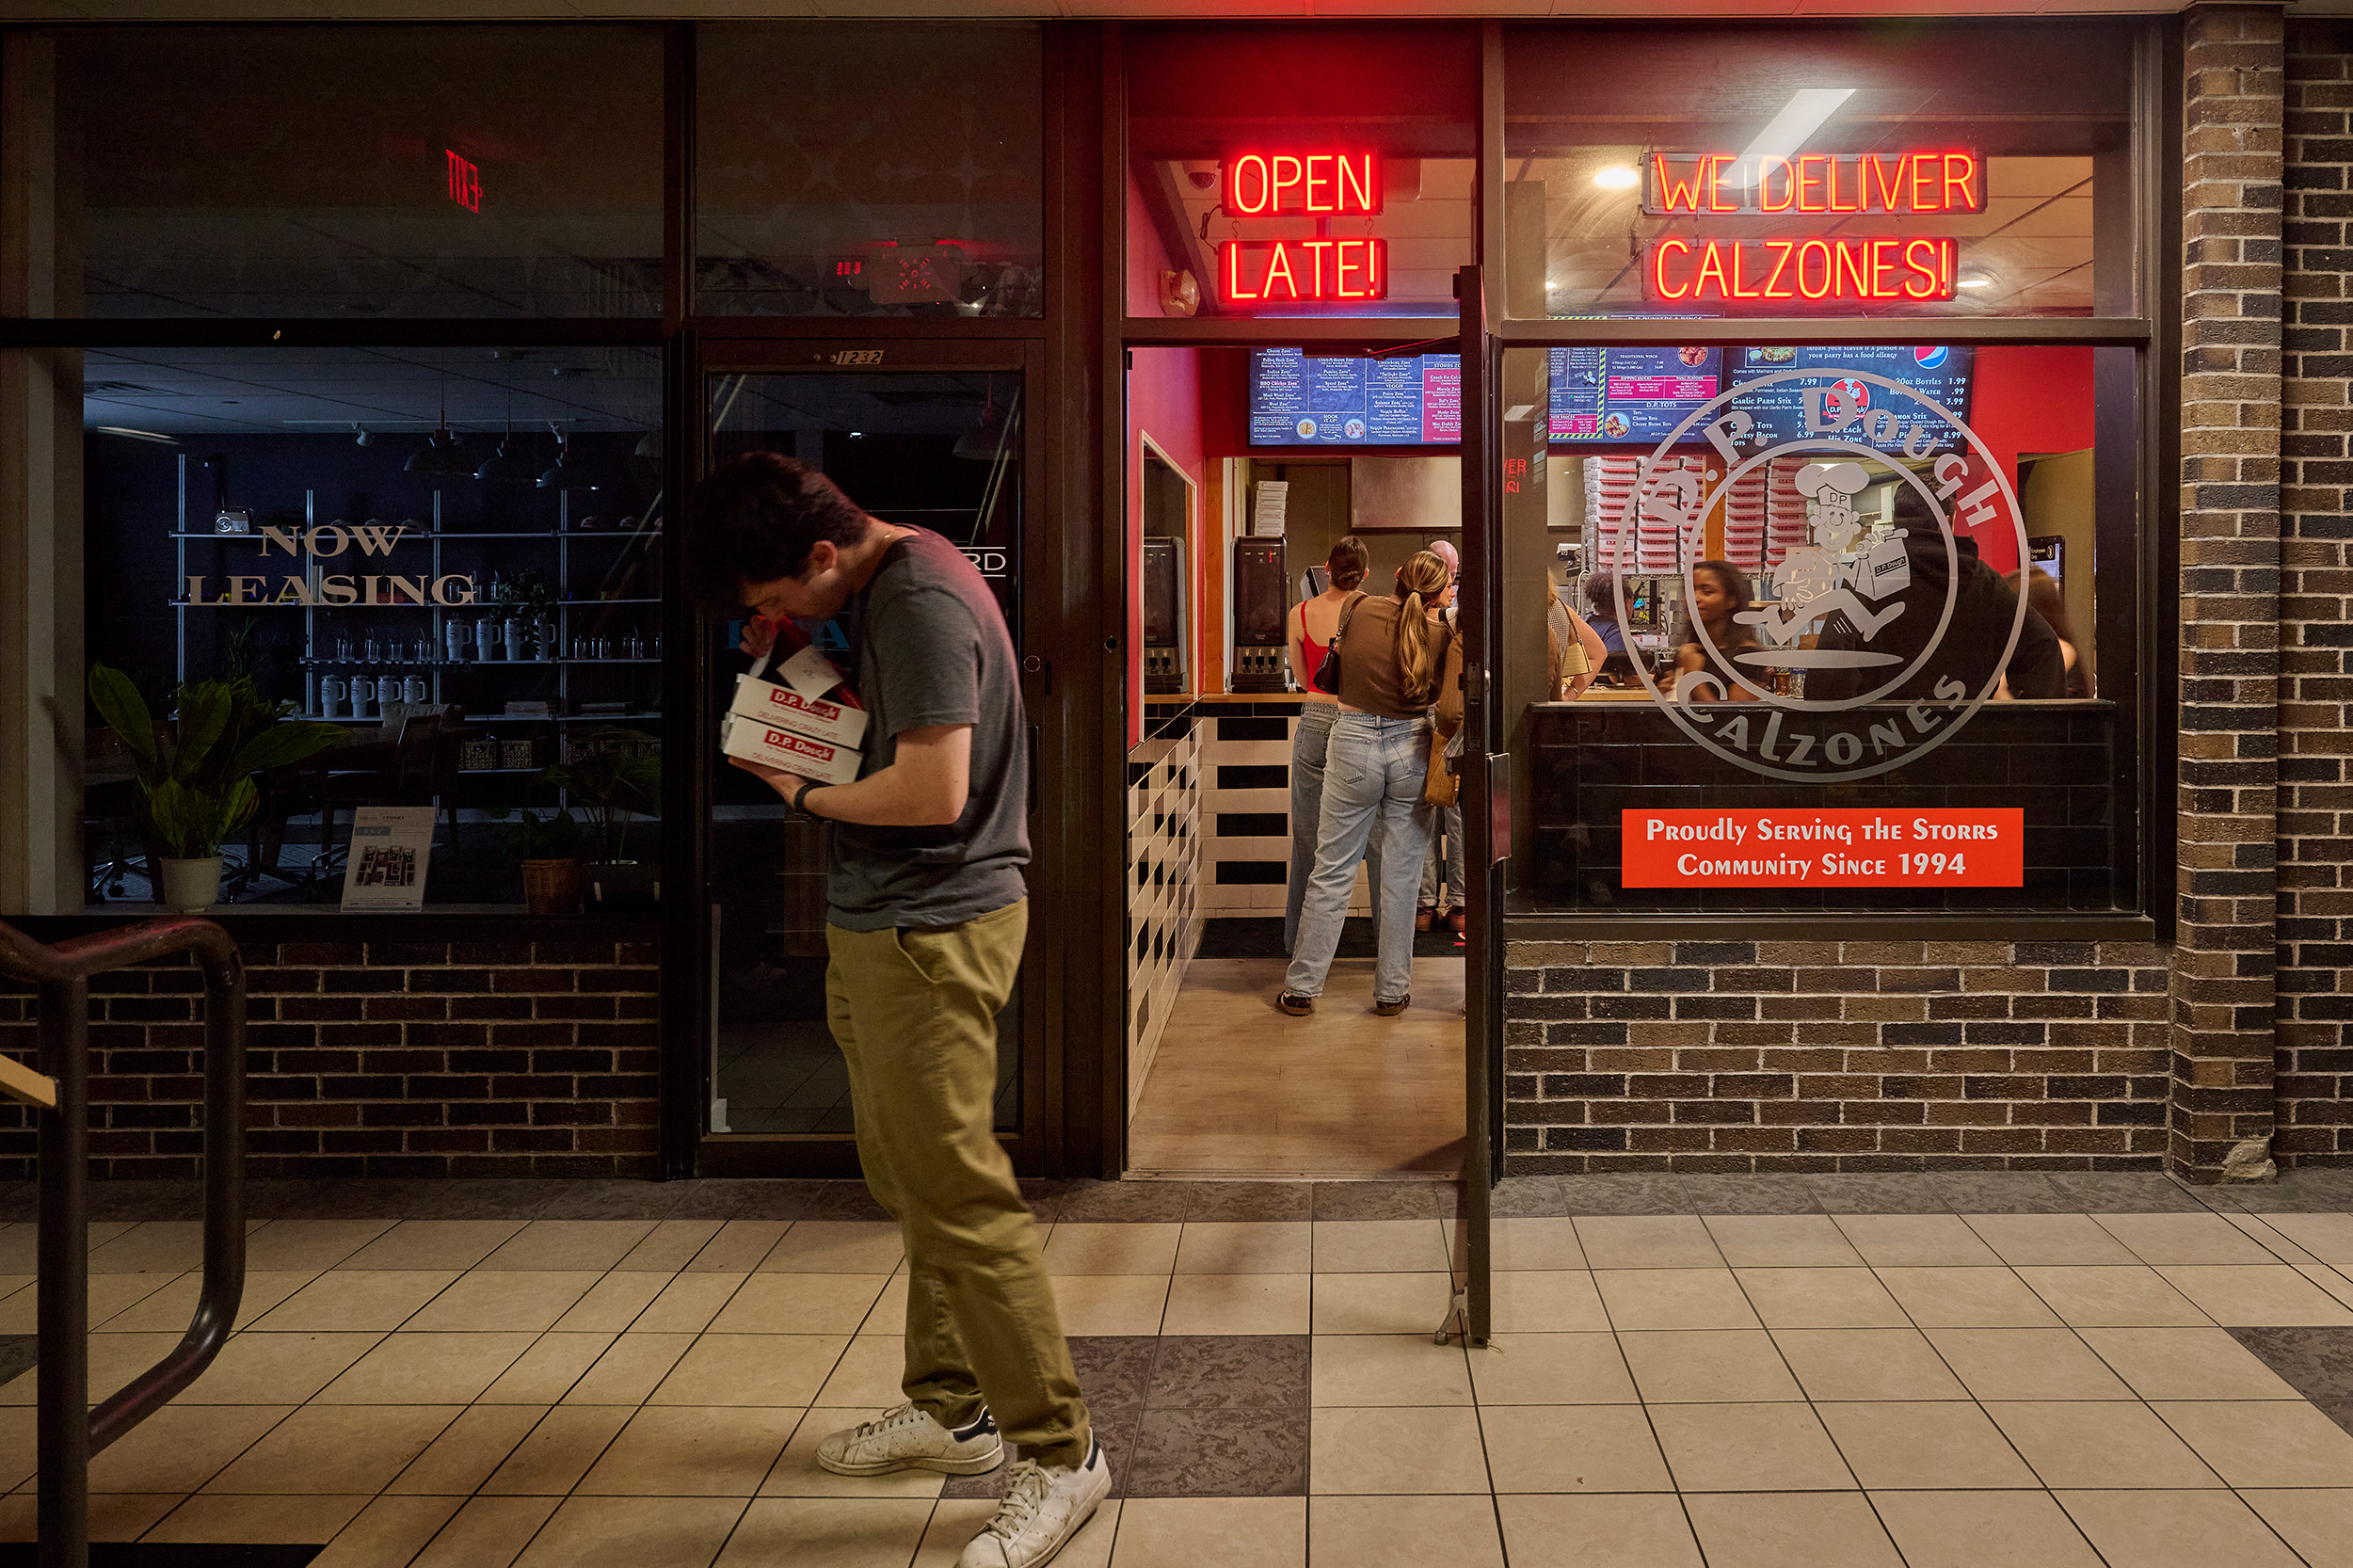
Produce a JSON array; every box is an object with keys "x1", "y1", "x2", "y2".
[
  {"x1": 1453, "y1": 265, "x2": 1500, "y2": 1344},
  {"x1": 691, "y1": 339, "x2": 1048, "y2": 1176}
]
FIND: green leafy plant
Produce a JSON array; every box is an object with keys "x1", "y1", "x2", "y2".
[
  {"x1": 87, "y1": 663, "x2": 347, "y2": 859},
  {"x1": 492, "y1": 569, "x2": 558, "y2": 621},
  {"x1": 485, "y1": 804, "x2": 584, "y2": 860},
  {"x1": 544, "y1": 729, "x2": 660, "y2": 864}
]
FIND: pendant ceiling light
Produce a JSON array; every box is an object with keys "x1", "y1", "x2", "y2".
[
  {"x1": 953, "y1": 387, "x2": 1014, "y2": 461},
  {"x1": 538, "y1": 424, "x2": 590, "y2": 489},
  {"x1": 474, "y1": 435, "x2": 536, "y2": 484},
  {"x1": 405, "y1": 425, "x2": 469, "y2": 477},
  {"x1": 405, "y1": 376, "x2": 468, "y2": 477},
  {"x1": 475, "y1": 391, "x2": 536, "y2": 484}
]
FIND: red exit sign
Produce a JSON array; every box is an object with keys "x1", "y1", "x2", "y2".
[{"x1": 444, "y1": 150, "x2": 481, "y2": 213}]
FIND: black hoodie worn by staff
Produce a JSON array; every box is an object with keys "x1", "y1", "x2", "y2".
[{"x1": 1806, "y1": 530, "x2": 2065, "y2": 703}]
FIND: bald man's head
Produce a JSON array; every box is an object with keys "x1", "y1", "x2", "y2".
[{"x1": 1429, "y1": 538, "x2": 1460, "y2": 573}]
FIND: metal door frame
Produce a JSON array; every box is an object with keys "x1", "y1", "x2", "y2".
[{"x1": 676, "y1": 333, "x2": 1060, "y2": 1179}]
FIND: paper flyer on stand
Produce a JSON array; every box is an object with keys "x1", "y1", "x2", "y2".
[{"x1": 340, "y1": 806, "x2": 437, "y2": 911}]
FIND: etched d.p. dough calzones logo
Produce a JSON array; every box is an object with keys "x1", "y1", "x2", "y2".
[{"x1": 1609, "y1": 365, "x2": 2030, "y2": 783}]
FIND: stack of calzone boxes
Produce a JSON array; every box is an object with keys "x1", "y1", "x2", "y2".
[{"x1": 719, "y1": 648, "x2": 867, "y2": 785}]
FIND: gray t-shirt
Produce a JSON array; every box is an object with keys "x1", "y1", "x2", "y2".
[{"x1": 825, "y1": 527, "x2": 1030, "y2": 931}]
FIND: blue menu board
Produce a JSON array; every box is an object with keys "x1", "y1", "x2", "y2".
[
  {"x1": 1723, "y1": 345, "x2": 1976, "y2": 454},
  {"x1": 1547, "y1": 346, "x2": 1722, "y2": 444},
  {"x1": 1249, "y1": 348, "x2": 1463, "y2": 445}
]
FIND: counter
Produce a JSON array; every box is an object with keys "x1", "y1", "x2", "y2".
[{"x1": 1517, "y1": 698, "x2": 2129, "y2": 915}]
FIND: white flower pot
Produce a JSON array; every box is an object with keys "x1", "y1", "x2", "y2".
[{"x1": 159, "y1": 856, "x2": 223, "y2": 913}]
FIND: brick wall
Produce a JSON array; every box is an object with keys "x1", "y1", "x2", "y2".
[
  {"x1": 2281, "y1": 19, "x2": 2353, "y2": 1164},
  {"x1": 0, "y1": 933, "x2": 660, "y2": 1179},
  {"x1": 2175, "y1": 1, "x2": 2287, "y2": 1182},
  {"x1": 1502, "y1": 939, "x2": 2172, "y2": 1173}
]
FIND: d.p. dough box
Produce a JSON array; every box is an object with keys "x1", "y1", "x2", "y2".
[
  {"x1": 728, "y1": 676, "x2": 869, "y2": 750},
  {"x1": 719, "y1": 714, "x2": 863, "y2": 785}
]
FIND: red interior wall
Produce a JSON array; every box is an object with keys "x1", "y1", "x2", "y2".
[
  {"x1": 1128, "y1": 343, "x2": 1204, "y2": 745},
  {"x1": 1946, "y1": 344, "x2": 2097, "y2": 575}
]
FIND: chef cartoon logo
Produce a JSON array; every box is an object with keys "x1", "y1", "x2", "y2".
[{"x1": 1606, "y1": 366, "x2": 2031, "y2": 783}]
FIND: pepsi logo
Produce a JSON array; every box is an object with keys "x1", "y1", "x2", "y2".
[{"x1": 1914, "y1": 346, "x2": 1950, "y2": 370}]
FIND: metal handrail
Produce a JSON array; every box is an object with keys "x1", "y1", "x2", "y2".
[{"x1": 0, "y1": 915, "x2": 246, "y2": 1568}]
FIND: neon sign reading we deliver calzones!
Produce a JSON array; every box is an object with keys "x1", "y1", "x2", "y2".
[
  {"x1": 1641, "y1": 148, "x2": 1983, "y2": 308},
  {"x1": 1644, "y1": 151, "x2": 1985, "y2": 216}
]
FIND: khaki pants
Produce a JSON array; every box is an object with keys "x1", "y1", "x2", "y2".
[{"x1": 824, "y1": 900, "x2": 1091, "y2": 1468}]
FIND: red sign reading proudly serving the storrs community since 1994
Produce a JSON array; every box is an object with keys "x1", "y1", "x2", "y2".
[{"x1": 1621, "y1": 808, "x2": 2025, "y2": 888}]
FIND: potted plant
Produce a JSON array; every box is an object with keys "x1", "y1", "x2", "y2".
[
  {"x1": 545, "y1": 728, "x2": 661, "y2": 913},
  {"x1": 88, "y1": 664, "x2": 346, "y2": 912},
  {"x1": 487, "y1": 804, "x2": 584, "y2": 915},
  {"x1": 491, "y1": 570, "x2": 558, "y2": 662}
]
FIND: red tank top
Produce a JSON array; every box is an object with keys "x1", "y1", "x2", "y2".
[{"x1": 1296, "y1": 602, "x2": 1332, "y2": 670}]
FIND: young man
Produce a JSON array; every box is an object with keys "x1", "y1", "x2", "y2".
[{"x1": 684, "y1": 453, "x2": 1105, "y2": 1568}]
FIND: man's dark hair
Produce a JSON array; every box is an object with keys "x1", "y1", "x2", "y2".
[
  {"x1": 1584, "y1": 573, "x2": 1621, "y2": 618},
  {"x1": 681, "y1": 451, "x2": 871, "y2": 614}
]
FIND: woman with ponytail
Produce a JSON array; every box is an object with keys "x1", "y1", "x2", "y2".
[
  {"x1": 1280, "y1": 550, "x2": 1455, "y2": 1017},
  {"x1": 1285, "y1": 536, "x2": 1379, "y2": 953}
]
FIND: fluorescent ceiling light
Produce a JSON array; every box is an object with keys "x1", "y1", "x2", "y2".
[
  {"x1": 1727, "y1": 88, "x2": 1857, "y2": 192},
  {"x1": 1957, "y1": 272, "x2": 1994, "y2": 290},
  {"x1": 94, "y1": 425, "x2": 178, "y2": 443},
  {"x1": 1593, "y1": 166, "x2": 1640, "y2": 190}
]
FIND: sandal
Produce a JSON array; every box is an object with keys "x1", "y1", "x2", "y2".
[
  {"x1": 1373, "y1": 995, "x2": 1411, "y2": 1016},
  {"x1": 1278, "y1": 992, "x2": 1317, "y2": 1016}
]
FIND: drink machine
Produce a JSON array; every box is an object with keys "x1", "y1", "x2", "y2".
[
  {"x1": 1141, "y1": 536, "x2": 1186, "y2": 694},
  {"x1": 1230, "y1": 537, "x2": 1289, "y2": 692}
]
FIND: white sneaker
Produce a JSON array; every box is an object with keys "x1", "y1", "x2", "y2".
[
  {"x1": 956, "y1": 1439, "x2": 1112, "y2": 1568},
  {"x1": 816, "y1": 1402, "x2": 1002, "y2": 1477}
]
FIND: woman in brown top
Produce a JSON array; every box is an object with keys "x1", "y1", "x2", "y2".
[{"x1": 1281, "y1": 551, "x2": 1454, "y2": 1016}]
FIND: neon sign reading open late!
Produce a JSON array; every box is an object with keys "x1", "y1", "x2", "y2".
[{"x1": 1219, "y1": 152, "x2": 1387, "y2": 304}]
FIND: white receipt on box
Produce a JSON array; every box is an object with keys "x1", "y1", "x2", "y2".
[{"x1": 779, "y1": 644, "x2": 846, "y2": 700}]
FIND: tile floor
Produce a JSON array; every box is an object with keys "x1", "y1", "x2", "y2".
[{"x1": 5, "y1": 1171, "x2": 2353, "y2": 1566}]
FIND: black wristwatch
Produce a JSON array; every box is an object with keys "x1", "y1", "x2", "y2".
[{"x1": 792, "y1": 779, "x2": 825, "y2": 819}]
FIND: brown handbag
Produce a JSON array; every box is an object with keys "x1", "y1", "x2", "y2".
[{"x1": 1423, "y1": 621, "x2": 1464, "y2": 808}]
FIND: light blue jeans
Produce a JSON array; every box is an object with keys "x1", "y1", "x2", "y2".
[
  {"x1": 1286, "y1": 711, "x2": 1435, "y2": 1006},
  {"x1": 1286, "y1": 700, "x2": 1382, "y2": 954},
  {"x1": 1420, "y1": 804, "x2": 1465, "y2": 908}
]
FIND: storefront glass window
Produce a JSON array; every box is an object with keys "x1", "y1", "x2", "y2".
[
  {"x1": 1125, "y1": 24, "x2": 1478, "y2": 321},
  {"x1": 1500, "y1": 339, "x2": 2138, "y2": 915},
  {"x1": 81, "y1": 345, "x2": 666, "y2": 913},
  {"x1": 1502, "y1": 22, "x2": 2136, "y2": 320},
  {"x1": 11, "y1": 27, "x2": 664, "y2": 319},
  {"x1": 695, "y1": 24, "x2": 1046, "y2": 319}
]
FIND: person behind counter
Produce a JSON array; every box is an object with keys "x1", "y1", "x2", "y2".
[
  {"x1": 1285, "y1": 536, "x2": 1380, "y2": 954},
  {"x1": 2001, "y1": 569, "x2": 2089, "y2": 699},
  {"x1": 1669, "y1": 560, "x2": 1763, "y2": 703},
  {"x1": 1281, "y1": 550, "x2": 1455, "y2": 1018},
  {"x1": 1806, "y1": 486, "x2": 2064, "y2": 702},
  {"x1": 1583, "y1": 574, "x2": 1628, "y2": 659}
]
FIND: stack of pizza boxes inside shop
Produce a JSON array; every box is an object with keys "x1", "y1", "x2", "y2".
[{"x1": 720, "y1": 645, "x2": 868, "y2": 785}]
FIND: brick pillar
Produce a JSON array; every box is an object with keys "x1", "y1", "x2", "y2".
[
  {"x1": 2278, "y1": 23, "x2": 2353, "y2": 1165},
  {"x1": 2175, "y1": 3, "x2": 2287, "y2": 1183}
]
